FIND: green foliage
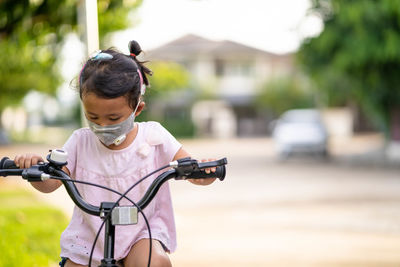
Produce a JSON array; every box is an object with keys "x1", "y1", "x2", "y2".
[
  {"x1": 298, "y1": 0, "x2": 400, "y2": 138},
  {"x1": 140, "y1": 61, "x2": 194, "y2": 137},
  {"x1": 0, "y1": 188, "x2": 68, "y2": 267},
  {"x1": 163, "y1": 114, "x2": 196, "y2": 138},
  {"x1": 0, "y1": 0, "x2": 142, "y2": 112},
  {"x1": 0, "y1": 42, "x2": 60, "y2": 110},
  {"x1": 255, "y1": 76, "x2": 315, "y2": 116},
  {"x1": 147, "y1": 62, "x2": 190, "y2": 96},
  {"x1": 98, "y1": 0, "x2": 142, "y2": 43}
]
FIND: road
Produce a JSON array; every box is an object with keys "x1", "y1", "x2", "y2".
[
  {"x1": 1, "y1": 135, "x2": 400, "y2": 266},
  {"x1": 172, "y1": 136, "x2": 400, "y2": 267}
]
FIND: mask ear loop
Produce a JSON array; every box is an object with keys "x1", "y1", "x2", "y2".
[{"x1": 114, "y1": 74, "x2": 143, "y2": 146}]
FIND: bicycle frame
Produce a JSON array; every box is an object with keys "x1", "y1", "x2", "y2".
[{"x1": 54, "y1": 168, "x2": 189, "y2": 266}]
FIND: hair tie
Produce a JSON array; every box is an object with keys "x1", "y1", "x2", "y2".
[{"x1": 130, "y1": 53, "x2": 136, "y2": 58}]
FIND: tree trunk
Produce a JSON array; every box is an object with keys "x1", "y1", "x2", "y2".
[{"x1": 390, "y1": 107, "x2": 400, "y2": 141}]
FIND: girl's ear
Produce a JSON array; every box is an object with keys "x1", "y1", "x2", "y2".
[{"x1": 135, "y1": 101, "x2": 146, "y2": 116}]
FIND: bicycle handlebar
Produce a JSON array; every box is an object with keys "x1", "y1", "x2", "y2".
[
  {"x1": 0, "y1": 151, "x2": 227, "y2": 267},
  {"x1": 0, "y1": 153, "x2": 227, "y2": 216}
]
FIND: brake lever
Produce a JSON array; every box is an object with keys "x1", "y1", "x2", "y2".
[
  {"x1": 197, "y1": 158, "x2": 227, "y2": 169},
  {"x1": 22, "y1": 162, "x2": 52, "y2": 181},
  {"x1": 171, "y1": 157, "x2": 198, "y2": 177}
]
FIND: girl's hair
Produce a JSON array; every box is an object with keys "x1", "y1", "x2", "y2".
[{"x1": 79, "y1": 40, "x2": 152, "y2": 109}]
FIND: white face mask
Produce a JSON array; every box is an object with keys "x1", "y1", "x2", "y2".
[{"x1": 87, "y1": 101, "x2": 141, "y2": 146}]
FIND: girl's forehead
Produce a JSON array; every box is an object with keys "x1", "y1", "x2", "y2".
[{"x1": 82, "y1": 93, "x2": 132, "y2": 114}]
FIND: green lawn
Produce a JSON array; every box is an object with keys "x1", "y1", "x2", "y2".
[{"x1": 0, "y1": 188, "x2": 68, "y2": 267}]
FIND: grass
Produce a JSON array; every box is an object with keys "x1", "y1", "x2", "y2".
[
  {"x1": 0, "y1": 188, "x2": 68, "y2": 267},
  {"x1": 9, "y1": 126, "x2": 74, "y2": 146}
]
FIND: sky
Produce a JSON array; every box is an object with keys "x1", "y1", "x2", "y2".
[{"x1": 112, "y1": 0, "x2": 323, "y2": 55}]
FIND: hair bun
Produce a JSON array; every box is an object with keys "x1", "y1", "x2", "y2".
[{"x1": 128, "y1": 40, "x2": 142, "y2": 56}]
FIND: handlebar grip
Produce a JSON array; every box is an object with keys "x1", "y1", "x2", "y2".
[
  {"x1": 0, "y1": 157, "x2": 18, "y2": 169},
  {"x1": 186, "y1": 165, "x2": 226, "y2": 181}
]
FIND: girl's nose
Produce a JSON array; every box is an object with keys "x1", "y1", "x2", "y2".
[{"x1": 96, "y1": 120, "x2": 108, "y2": 127}]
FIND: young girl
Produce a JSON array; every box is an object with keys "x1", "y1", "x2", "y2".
[{"x1": 14, "y1": 40, "x2": 216, "y2": 267}]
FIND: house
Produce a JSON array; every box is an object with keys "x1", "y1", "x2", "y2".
[{"x1": 147, "y1": 34, "x2": 294, "y2": 137}]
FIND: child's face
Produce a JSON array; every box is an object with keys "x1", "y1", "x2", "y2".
[{"x1": 82, "y1": 93, "x2": 134, "y2": 126}]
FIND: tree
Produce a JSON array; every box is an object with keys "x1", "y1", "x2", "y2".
[
  {"x1": 140, "y1": 61, "x2": 193, "y2": 137},
  {"x1": 0, "y1": 0, "x2": 142, "y2": 111},
  {"x1": 255, "y1": 76, "x2": 316, "y2": 117},
  {"x1": 297, "y1": 0, "x2": 400, "y2": 140},
  {"x1": 146, "y1": 61, "x2": 190, "y2": 98}
]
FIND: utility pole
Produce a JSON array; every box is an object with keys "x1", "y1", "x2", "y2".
[
  {"x1": 77, "y1": 0, "x2": 99, "y2": 126},
  {"x1": 78, "y1": 0, "x2": 99, "y2": 56}
]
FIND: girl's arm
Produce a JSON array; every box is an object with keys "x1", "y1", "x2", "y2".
[
  {"x1": 14, "y1": 153, "x2": 64, "y2": 193},
  {"x1": 173, "y1": 147, "x2": 217, "y2": 186}
]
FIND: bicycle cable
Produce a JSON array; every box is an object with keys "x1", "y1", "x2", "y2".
[
  {"x1": 49, "y1": 176, "x2": 151, "y2": 267},
  {"x1": 50, "y1": 176, "x2": 137, "y2": 203},
  {"x1": 84, "y1": 163, "x2": 171, "y2": 267}
]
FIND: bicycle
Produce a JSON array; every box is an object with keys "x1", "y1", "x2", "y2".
[{"x1": 0, "y1": 149, "x2": 227, "y2": 267}]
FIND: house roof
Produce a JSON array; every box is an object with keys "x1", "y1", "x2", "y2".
[{"x1": 146, "y1": 34, "x2": 288, "y2": 61}]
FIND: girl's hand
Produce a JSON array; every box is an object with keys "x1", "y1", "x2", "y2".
[
  {"x1": 13, "y1": 153, "x2": 63, "y2": 193},
  {"x1": 188, "y1": 158, "x2": 217, "y2": 186},
  {"x1": 14, "y1": 154, "x2": 44, "y2": 169}
]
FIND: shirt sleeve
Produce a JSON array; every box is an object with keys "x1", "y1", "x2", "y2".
[
  {"x1": 149, "y1": 122, "x2": 182, "y2": 165},
  {"x1": 62, "y1": 130, "x2": 79, "y2": 177}
]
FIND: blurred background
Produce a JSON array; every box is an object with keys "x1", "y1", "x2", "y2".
[{"x1": 1, "y1": 0, "x2": 400, "y2": 266}]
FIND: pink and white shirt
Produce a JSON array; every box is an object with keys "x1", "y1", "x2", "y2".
[{"x1": 60, "y1": 121, "x2": 181, "y2": 266}]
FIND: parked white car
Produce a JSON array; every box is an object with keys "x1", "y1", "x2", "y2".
[{"x1": 271, "y1": 109, "x2": 328, "y2": 158}]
